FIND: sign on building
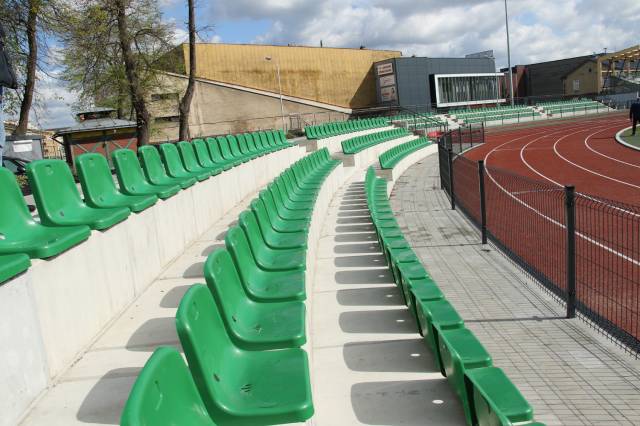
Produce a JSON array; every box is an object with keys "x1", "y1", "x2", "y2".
[
  {"x1": 376, "y1": 62, "x2": 394, "y2": 76},
  {"x1": 380, "y1": 85, "x2": 398, "y2": 102},
  {"x1": 379, "y1": 74, "x2": 396, "y2": 88}
]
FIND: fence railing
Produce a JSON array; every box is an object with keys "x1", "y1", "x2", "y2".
[{"x1": 438, "y1": 131, "x2": 640, "y2": 355}]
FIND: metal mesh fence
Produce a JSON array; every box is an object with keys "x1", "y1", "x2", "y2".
[{"x1": 438, "y1": 128, "x2": 640, "y2": 355}]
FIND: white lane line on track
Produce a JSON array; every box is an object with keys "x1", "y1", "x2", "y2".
[
  {"x1": 482, "y1": 120, "x2": 640, "y2": 267},
  {"x1": 553, "y1": 127, "x2": 640, "y2": 190},
  {"x1": 584, "y1": 127, "x2": 640, "y2": 170}
]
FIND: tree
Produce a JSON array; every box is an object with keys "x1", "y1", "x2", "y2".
[
  {"x1": 58, "y1": 0, "x2": 175, "y2": 143},
  {"x1": 178, "y1": 0, "x2": 196, "y2": 141},
  {"x1": 1, "y1": 0, "x2": 50, "y2": 135}
]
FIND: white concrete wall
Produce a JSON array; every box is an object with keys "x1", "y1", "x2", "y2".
[{"x1": 0, "y1": 146, "x2": 306, "y2": 426}]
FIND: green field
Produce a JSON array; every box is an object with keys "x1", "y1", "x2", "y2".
[{"x1": 619, "y1": 128, "x2": 640, "y2": 149}]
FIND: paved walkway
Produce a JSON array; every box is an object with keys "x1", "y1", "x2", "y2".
[
  {"x1": 310, "y1": 169, "x2": 465, "y2": 425},
  {"x1": 390, "y1": 155, "x2": 640, "y2": 426}
]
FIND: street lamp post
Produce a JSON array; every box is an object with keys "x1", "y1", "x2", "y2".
[
  {"x1": 265, "y1": 56, "x2": 287, "y2": 132},
  {"x1": 504, "y1": 0, "x2": 515, "y2": 106}
]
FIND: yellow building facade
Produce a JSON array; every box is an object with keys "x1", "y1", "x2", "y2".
[{"x1": 169, "y1": 43, "x2": 401, "y2": 109}]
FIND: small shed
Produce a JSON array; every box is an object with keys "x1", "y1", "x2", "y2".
[{"x1": 54, "y1": 108, "x2": 138, "y2": 169}]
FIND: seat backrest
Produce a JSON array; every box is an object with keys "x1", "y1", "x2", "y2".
[
  {"x1": 177, "y1": 141, "x2": 201, "y2": 170},
  {"x1": 0, "y1": 167, "x2": 35, "y2": 228},
  {"x1": 158, "y1": 143, "x2": 189, "y2": 175},
  {"x1": 111, "y1": 149, "x2": 148, "y2": 192},
  {"x1": 205, "y1": 138, "x2": 226, "y2": 163},
  {"x1": 216, "y1": 136, "x2": 235, "y2": 160},
  {"x1": 120, "y1": 346, "x2": 216, "y2": 426},
  {"x1": 204, "y1": 247, "x2": 251, "y2": 331},
  {"x1": 192, "y1": 139, "x2": 215, "y2": 168},
  {"x1": 250, "y1": 199, "x2": 276, "y2": 235},
  {"x1": 26, "y1": 159, "x2": 85, "y2": 225},
  {"x1": 226, "y1": 135, "x2": 243, "y2": 157},
  {"x1": 245, "y1": 133, "x2": 258, "y2": 152},
  {"x1": 138, "y1": 145, "x2": 169, "y2": 182},
  {"x1": 175, "y1": 284, "x2": 234, "y2": 419},
  {"x1": 76, "y1": 153, "x2": 120, "y2": 205}
]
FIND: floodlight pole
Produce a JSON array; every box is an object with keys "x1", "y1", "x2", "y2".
[
  {"x1": 504, "y1": 0, "x2": 515, "y2": 106},
  {"x1": 266, "y1": 56, "x2": 287, "y2": 131}
]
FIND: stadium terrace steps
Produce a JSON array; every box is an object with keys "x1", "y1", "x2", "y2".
[
  {"x1": 0, "y1": 130, "x2": 306, "y2": 426},
  {"x1": 363, "y1": 167, "x2": 543, "y2": 426}
]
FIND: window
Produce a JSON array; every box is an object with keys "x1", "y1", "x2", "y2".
[
  {"x1": 573, "y1": 79, "x2": 580, "y2": 92},
  {"x1": 151, "y1": 93, "x2": 179, "y2": 102},
  {"x1": 154, "y1": 116, "x2": 180, "y2": 123}
]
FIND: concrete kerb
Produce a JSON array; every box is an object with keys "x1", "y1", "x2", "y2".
[
  {"x1": 0, "y1": 146, "x2": 306, "y2": 426},
  {"x1": 615, "y1": 126, "x2": 640, "y2": 151}
]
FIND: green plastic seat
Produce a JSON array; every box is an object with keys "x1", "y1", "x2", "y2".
[
  {"x1": 0, "y1": 168, "x2": 91, "y2": 258},
  {"x1": 205, "y1": 138, "x2": 233, "y2": 170},
  {"x1": 193, "y1": 139, "x2": 226, "y2": 172},
  {"x1": 176, "y1": 284, "x2": 314, "y2": 425},
  {"x1": 158, "y1": 143, "x2": 210, "y2": 182},
  {"x1": 406, "y1": 278, "x2": 443, "y2": 328},
  {"x1": 121, "y1": 346, "x2": 217, "y2": 426},
  {"x1": 226, "y1": 135, "x2": 252, "y2": 162},
  {"x1": 235, "y1": 225, "x2": 306, "y2": 272},
  {"x1": 138, "y1": 146, "x2": 196, "y2": 189},
  {"x1": 254, "y1": 198, "x2": 308, "y2": 235},
  {"x1": 0, "y1": 253, "x2": 31, "y2": 284},
  {"x1": 249, "y1": 201, "x2": 308, "y2": 248},
  {"x1": 27, "y1": 159, "x2": 130, "y2": 230},
  {"x1": 269, "y1": 183, "x2": 313, "y2": 211},
  {"x1": 416, "y1": 299, "x2": 464, "y2": 373},
  {"x1": 438, "y1": 328, "x2": 492, "y2": 424},
  {"x1": 216, "y1": 137, "x2": 243, "y2": 166},
  {"x1": 112, "y1": 150, "x2": 181, "y2": 200},
  {"x1": 76, "y1": 153, "x2": 158, "y2": 213},
  {"x1": 260, "y1": 190, "x2": 310, "y2": 222},
  {"x1": 226, "y1": 225, "x2": 306, "y2": 302},
  {"x1": 177, "y1": 141, "x2": 217, "y2": 176},
  {"x1": 239, "y1": 210, "x2": 306, "y2": 250},
  {"x1": 465, "y1": 367, "x2": 534, "y2": 426},
  {"x1": 205, "y1": 249, "x2": 306, "y2": 350}
]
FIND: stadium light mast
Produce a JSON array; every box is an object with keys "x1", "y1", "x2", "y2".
[
  {"x1": 265, "y1": 56, "x2": 287, "y2": 131},
  {"x1": 504, "y1": 0, "x2": 515, "y2": 106}
]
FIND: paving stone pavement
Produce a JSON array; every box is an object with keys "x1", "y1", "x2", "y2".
[{"x1": 390, "y1": 155, "x2": 640, "y2": 426}]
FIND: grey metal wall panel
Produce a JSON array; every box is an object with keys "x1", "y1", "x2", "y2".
[{"x1": 376, "y1": 57, "x2": 496, "y2": 111}]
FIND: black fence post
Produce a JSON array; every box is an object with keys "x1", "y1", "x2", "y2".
[
  {"x1": 565, "y1": 185, "x2": 577, "y2": 319},
  {"x1": 478, "y1": 160, "x2": 488, "y2": 244},
  {"x1": 448, "y1": 148, "x2": 455, "y2": 210}
]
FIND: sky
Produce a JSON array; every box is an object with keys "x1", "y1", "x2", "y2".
[{"x1": 18, "y1": 0, "x2": 640, "y2": 129}]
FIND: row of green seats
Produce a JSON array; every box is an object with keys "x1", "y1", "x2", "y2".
[
  {"x1": 341, "y1": 128, "x2": 409, "y2": 155},
  {"x1": 122, "y1": 149, "x2": 341, "y2": 425},
  {"x1": 379, "y1": 137, "x2": 432, "y2": 170},
  {"x1": 462, "y1": 111, "x2": 542, "y2": 124},
  {"x1": 304, "y1": 118, "x2": 387, "y2": 140},
  {"x1": 364, "y1": 168, "x2": 544, "y2": 426},
  {"x1": 536, "y1": 98, "x2": 592, "y2": 107},
  {"x1": 0, "y1": 129, "x2": 292, "y2": 284},
  {"x1": 543, "y1": 102, "x2": 605, "y2": 113}
]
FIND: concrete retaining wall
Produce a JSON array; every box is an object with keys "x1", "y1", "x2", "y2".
[{"x1": 0, "y1": 146, "x2": 306, "y2": 426}]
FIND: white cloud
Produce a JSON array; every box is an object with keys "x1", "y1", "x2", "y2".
[{"x1": 214, "y1": 0, "x2": 640, "y2": 67}]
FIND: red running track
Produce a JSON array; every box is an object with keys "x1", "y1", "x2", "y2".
[
  {"x1": 458, "y1": 114, "x2": 640, "y2": 347},
  {"x1": 465, "y1": 115, "x2": 640, "y2": 205}
]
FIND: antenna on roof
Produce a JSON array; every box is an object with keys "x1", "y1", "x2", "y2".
[{"x1": 320, "y1": 40, "x2": 323, "y2": 48}]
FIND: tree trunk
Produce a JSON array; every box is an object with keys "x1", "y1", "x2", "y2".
[
  {"x1": 114, "y1": 0, "x2": 151, "y2": 145},
  {"x1": 178, "y1": 0, "x2": 196, "y2": 141},
  {"x1": 14, "y1": 0, "x2": 38, "y2": 136}
]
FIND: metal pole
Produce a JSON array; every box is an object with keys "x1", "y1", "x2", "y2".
[
  {"x1": 448, "y1": 148, "x2": 455, "y2": 210},
  {"x1": 276, "y1": 61, "x2": 286, "y2": 132},
  {"x1": 504, "y1": 0, "x2": 515, "y2": 106},
  {"x1": 478, "y1": 160, "x2": 488, "y2": 244},
  {"x1": 565, "y1": 185, "x2": 577, "y2": 318}
]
